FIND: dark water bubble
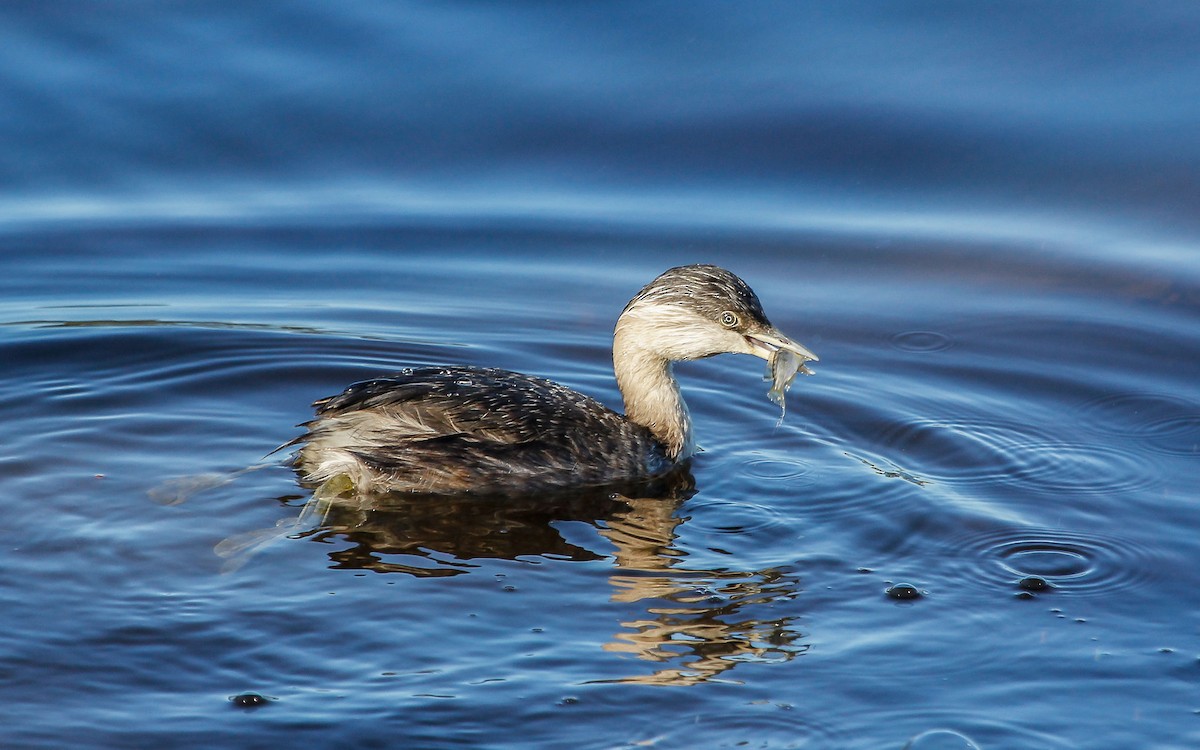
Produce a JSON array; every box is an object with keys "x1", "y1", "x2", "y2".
[
  {"x1": 1017, "y1": 575, "x2": 1053, "y2": 592},
  {"x1": 229, "y1": 693, "x2": 270, "y2": 709},
  {"x1": 1077, "y1": 392, "x2": 1200, "y2": 456},
  {"x1": 890, "y1": 330, "x2": 955, "y2": 353},
  {"x1": 944, "y1": 527, "x2": 1162, "y2": 597},
  {"x1": 886, "y1": 582, "x2": 923, "y2": 600},
  {"x1": 876, "y1": 416, "x2": 1157, "y2": 496}
]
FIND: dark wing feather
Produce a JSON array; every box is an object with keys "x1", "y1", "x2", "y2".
[
  {"x1": 298, "y1": 366, "x2": 671, "y2": 492},
  {"x1": 313, "y1": 367, "x2": 610, "y2": 443}
]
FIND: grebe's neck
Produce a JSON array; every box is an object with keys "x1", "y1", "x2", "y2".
[{"x1": 613, "y1": 317, "x2": 695, "y2": 460}]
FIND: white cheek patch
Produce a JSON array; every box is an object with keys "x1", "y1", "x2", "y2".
[{"x1": 621, "y1": 304, "x2": 727, "y2": 360}]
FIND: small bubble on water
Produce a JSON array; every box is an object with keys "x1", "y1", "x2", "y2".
[
  {"x1": 1018, "y1": 575, "x2": 1052, "y2": 592},
  {"x1": 230, "y1": 693, "x2": 270, "y2": 709},
  {"x1": 557, "y1": 696, "x2": 580, "y2": 706},
  {"x1": 1014, "y1": 591, "x2": 1036, "y2": 600},
  {"x1": 885, "y1": 583, "x2": 922, "y2": 600}
]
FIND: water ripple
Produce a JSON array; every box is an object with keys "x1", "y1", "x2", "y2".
[
  {"x1": 1077, "y1": 392, "x2": 1200, "y2": 457},
  {"x1": 685, "y1": 498, "x2": 788, "y2": 536},
  {"x1": 903, "y1": 729, "x2": 980, "y2": 750},
  {"x1": 780, "y1": 455, "x2": 927, "y2": 522},
  {"x1": 878, "y1": 417, "x2": 1158, "y2": 495},
  {"x1": 648, "y1": 701, "x2": 844, "y2": 748},
  {"x1": 742, "y1": 454, "x2": 816, "y2": 482},
  {"x1": 844, "y1": 707, "x2": 1074, "y2": 750},
  {"x1": 943, "y1": 527, "x2": 1162, "y2": 597},
  {"x1": 890, "y1": 330, "x2": 955, "y2": 353}
]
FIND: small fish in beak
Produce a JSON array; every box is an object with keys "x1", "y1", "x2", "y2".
[{"x1": 746, "y1": 329, "x2": 818, "y2": 419}]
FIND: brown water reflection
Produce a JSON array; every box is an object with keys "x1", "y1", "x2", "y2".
[
  {"x1": 220, "y1": 468, "x2": 807, "y2": 684},
  {"x1": 596, "y1": 494, "x2": 807, "y2": 685}
]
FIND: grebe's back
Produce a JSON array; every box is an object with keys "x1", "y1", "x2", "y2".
[{"x1": 297, "y1": 366, "x2": 671, "y2": 494}]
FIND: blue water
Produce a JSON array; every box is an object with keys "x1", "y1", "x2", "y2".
[{"x1": 3, "y1": 4, "x2": 1200, "y2": 748}]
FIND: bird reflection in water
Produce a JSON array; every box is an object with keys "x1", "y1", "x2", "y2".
[
  {"x1": 218, "y1": 467, "x2": 808, "y2": 685},
  {"x1": 594, "y1": 492, "x2": 807, "y2": 685}
]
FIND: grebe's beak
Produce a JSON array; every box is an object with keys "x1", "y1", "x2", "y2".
[{"x1": 745, "y1": 327, "x2": 819, "y2": 364}]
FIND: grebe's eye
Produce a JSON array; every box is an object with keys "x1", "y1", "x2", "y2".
[{"x1": 720, "y1": 311, "x2": 739, "y2": 328}]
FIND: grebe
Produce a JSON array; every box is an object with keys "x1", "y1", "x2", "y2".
[{"x1": 293, "y1": 264, "x2": 818, "y2": 495}]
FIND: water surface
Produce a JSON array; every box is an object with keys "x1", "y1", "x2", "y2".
[{"x1": 2, "y1": 3, "x2": 1199, "y2": 749}]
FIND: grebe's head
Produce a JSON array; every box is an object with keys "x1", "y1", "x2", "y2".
[{"x1": 617, "y1": 264, "x2": 818, "y2": 364}]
